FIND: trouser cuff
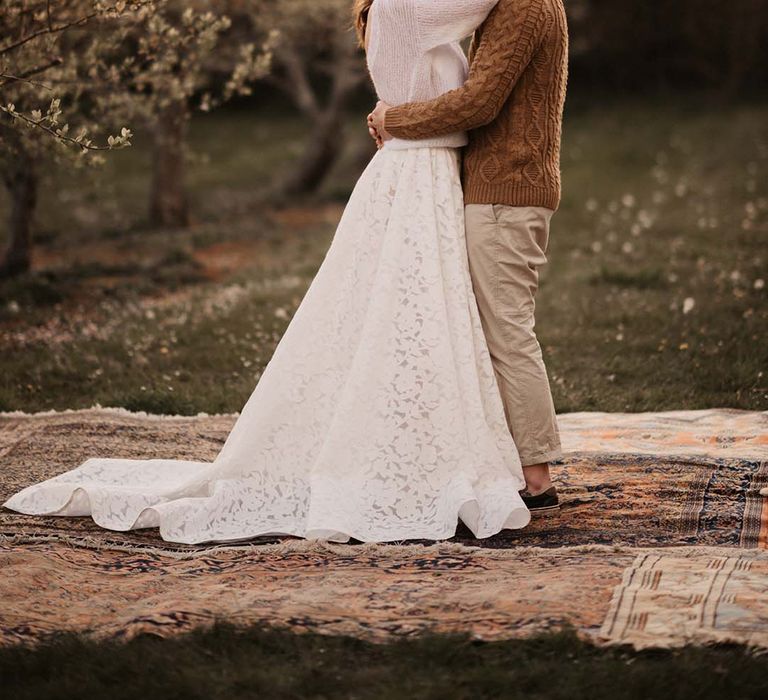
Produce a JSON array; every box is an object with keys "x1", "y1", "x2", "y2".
[{"x1": 519, "y1": 445, "x2": 564, "y2": 467}]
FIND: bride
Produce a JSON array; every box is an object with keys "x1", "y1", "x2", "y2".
[{"x1": 3, "y1": 0, "x2": 531, "y2": 544}]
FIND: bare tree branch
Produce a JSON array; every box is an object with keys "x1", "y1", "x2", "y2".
[
  {"x1": 0, "y1": 14, "x2": 97, "y2": 57},
  {"x1": 0, "y1": 58, "x2": 63, "y2": 89},
  {"x1": 0, "y1": 1, "x2": 154, "y2": 57}
]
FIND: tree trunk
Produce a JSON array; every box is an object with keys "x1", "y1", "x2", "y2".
[
  {"x1": 1, "y1": 157, "x2": 38, "y2": 278},
  {"x1": 278, "y1": 112, "x2": 344, "y2": 199},
  {"x1": 149, "y1": 100, "x2": 190, "y2": 228}
]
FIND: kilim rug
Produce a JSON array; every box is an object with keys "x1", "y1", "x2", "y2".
[
  {"x1": 600, "y1": 548, "x2": 768, "y2": 650},
  {"x1": 1, "y1": 407, "x2": 767, "y2": 649}
]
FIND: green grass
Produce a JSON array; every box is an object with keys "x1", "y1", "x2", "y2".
[
  {"x1": 539, "y1": 99, "x2": 767, "y2": 412},
  {"x1": 2, "y1": 623, "x2": 767, "y2": 700},
  {"x1": 0, "y1": 98, "x2": 766, "y2": 414}
]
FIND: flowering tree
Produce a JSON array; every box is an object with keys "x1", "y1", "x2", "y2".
[
  {"x1": 0, "y1": 0, "x2": 273, "y2": 277},
  {"x1": 96, "y1": 1, "x2": 275, "y2": 227},
  {"x1": 0, "y1": 1, "x2": 139, "y2": 277}
]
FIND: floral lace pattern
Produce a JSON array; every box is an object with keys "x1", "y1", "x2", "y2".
[{"x1": 4, "y1": 148, "x2": 530, "y2": 543}]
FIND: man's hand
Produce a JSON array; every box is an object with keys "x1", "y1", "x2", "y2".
[{"x1": 367, "y1": 101, "x2": 392, "y2": 149}]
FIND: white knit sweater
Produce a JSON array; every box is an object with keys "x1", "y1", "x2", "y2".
[{"x1": 367, "y1": 0, "x2": 498, "y2": 150}]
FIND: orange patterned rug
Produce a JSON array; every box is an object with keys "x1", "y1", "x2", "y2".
[{"x1": 1, "y1": 407, "x2": 767, "y2": 649}]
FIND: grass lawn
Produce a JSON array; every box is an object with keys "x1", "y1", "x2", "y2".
[
  {"x1": 1, "y1": 98, "x2": 765, "y2": 415},
  {"x1": 2, "y1": 623, "x2": 767, "y2": 700}
]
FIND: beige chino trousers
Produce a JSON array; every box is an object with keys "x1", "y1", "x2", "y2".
[{"x1": 465, "y1": 204, "x2": 563, "y2": 466}]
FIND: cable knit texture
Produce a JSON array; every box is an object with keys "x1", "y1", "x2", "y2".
[
  {"x1": 367, "y1": 0, "x2": 499, "y2": 151},
  {"x1": 385, "y1": 0, "x2": 569, "y2": 210}
]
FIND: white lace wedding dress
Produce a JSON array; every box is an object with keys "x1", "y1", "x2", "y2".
[{"x1": 3, "y1": 0, "x2": 531, "y2": 543}]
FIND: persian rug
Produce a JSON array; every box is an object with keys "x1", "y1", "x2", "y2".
[
  {"x1": 2, "y1": 538, "x2": 766, "y2": 650},
  {"x1": 558, "y1": 408, "x2": 768, "y2": 460},
  {"x1": 0, "y1": 539, "x2": 632, "y2": 646},
  {"x1": 2, "y1": 408, "x2": 766, "y2": 551},
  {"x1": 1, "y1": 407, "x2": 767, "y2": 649}
]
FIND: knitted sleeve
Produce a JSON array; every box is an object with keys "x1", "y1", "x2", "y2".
[
  {"x1": 414, "y1": 0, "x2": 499, "y2": 50},
  {"x1": 386, "y1": 0, "x2": 548, "y2": 139}
]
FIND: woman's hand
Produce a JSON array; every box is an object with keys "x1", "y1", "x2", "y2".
[{"x1": 367, "y1": 101, "x2": 393, "y2": 149}]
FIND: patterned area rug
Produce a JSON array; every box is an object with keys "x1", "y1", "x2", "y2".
[
  {"x1": 600, "y1": 549, "x2": 768, "y2": 649},
  {"x1": 0, "y1": 540, "x2": 633, "y2": 646},
  {"x1": 1, "y1": 407, "x2": 767, "y2": 649},
  {"x1": 558, "y1": 409, "x2": 768, "y2": 459}
]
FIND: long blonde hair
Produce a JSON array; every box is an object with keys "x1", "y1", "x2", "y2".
[{"x1": 352, "y1": 0, "x2": 374, "y2": 49}]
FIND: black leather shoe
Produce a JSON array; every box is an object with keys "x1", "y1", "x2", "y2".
[{"x1": 520, "y1": 485, "x2": 560, "y2": 513}]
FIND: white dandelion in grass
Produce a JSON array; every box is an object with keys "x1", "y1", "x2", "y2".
[
  {"x1": 652, "y1": 165, "x2": 669, "y2": 184},
  {"x1": 621, "y1": 193, "x2": 636, "y2": 208},
  {"x1": 683, "y1": 297, "x2": 695, "y2": 314},
  {"x1": 637, "y1": 210, "x2": 654, "y2": 229}
]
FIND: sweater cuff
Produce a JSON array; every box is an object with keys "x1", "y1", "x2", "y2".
[{"x1": 384, "y1": 106, "x2": 415, "y2": 139}]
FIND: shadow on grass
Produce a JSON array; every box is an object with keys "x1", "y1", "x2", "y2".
[
  {"x1": 2, "y1": 622, "x2": 766, "y2": 699},
  {"x1": 113, "y1": 390, "x2": 203, "y2": 416},
  {"x1": 0, "y1": 251, "x2": 206, "y2": 320},
  {"x1": 588, "y1": 266, "x2": 669, "y2": 290}
]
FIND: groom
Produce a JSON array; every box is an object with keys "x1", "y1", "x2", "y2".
[{"x1": 368, "y1": 0, "x2": 568, "y2": 512}]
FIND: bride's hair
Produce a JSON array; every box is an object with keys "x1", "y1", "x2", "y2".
[{"x1": 352, "y1": 0, "x2": 374, "y2": 48}]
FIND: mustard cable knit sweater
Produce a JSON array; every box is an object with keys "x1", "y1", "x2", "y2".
[{"x1": 385, "y1": 0, "x2": 569, "y2": 210}]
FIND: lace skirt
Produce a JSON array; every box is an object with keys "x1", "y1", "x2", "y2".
[{"x1": 3, "y1": 147, "x2": 531, "y2": 543}]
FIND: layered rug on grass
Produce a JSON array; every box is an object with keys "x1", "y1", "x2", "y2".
[{"x1": 1, "y1": 407, "x2": 767, "y2": 649}]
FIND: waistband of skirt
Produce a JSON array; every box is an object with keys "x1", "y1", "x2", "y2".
[{"x1": 382, "y1": 133, "x2": 468, "y2": 151}]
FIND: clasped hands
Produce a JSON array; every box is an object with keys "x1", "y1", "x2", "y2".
[{"x1": 367, "y1": 101, "x2": 393, "y2": 149}]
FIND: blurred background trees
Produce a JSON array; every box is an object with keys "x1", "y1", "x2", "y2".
[
  {"x1": 0, "y1": 0, "x2": 272, "y2": 275},
  {"x1": 0, "y1": 1, "x2": 136, "y2": 277},
  {"x1": 0, "y1": 0, "x2": 765, "y2": 414},
  {"x1": 257, "y1": 0, "x2": 368, "y2": 198},
  {"x1": 105, "y1": 1, "x2": 273, "y2": 228},
  {"x1": 567, "y1": 0, "x2": 768, "y2": 96},
  {"x1": 1, "y1": 0, "x2": 767, "y2": 278}
]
